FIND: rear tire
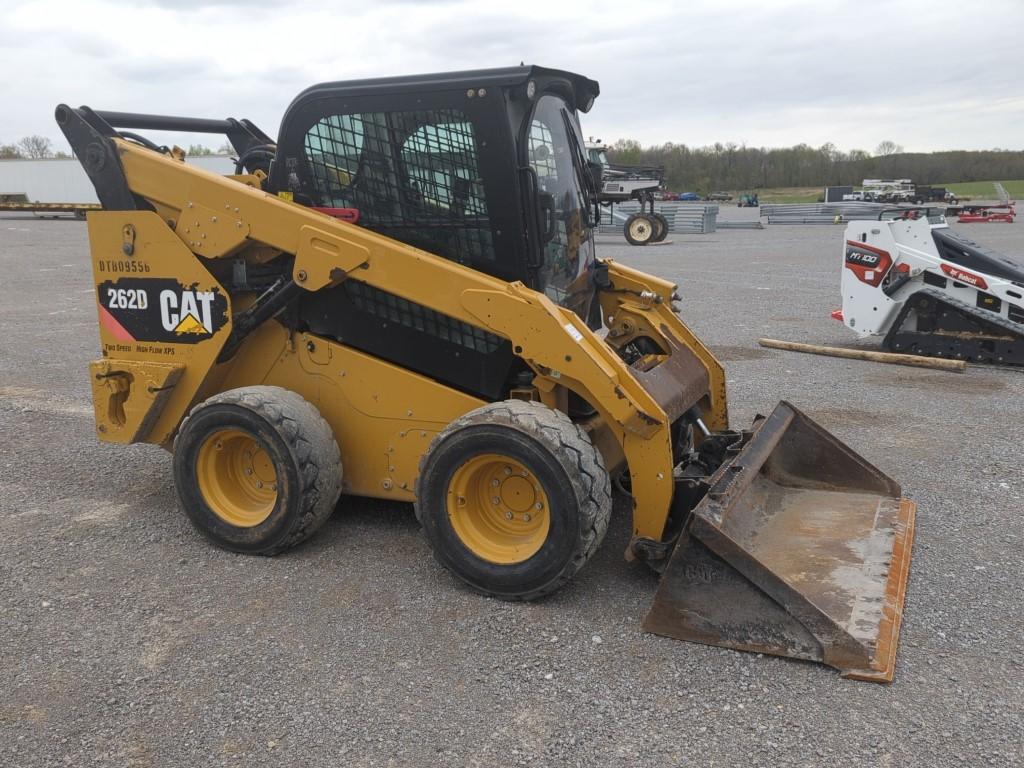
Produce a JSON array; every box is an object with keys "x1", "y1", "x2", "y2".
[
  {"x1": 651, "y1": 212, "x2": 669, "y2": 242},
  {"x1": 173, "y1": 386, "x2": 342, "y2": 555},
  {"x1": 624, "y1": 213, "x2": 655, "y2": 246},
  {"x1": 648, "y1": 215, "x2": 664, "y2": 242},
  {"x1": 415, "y1": 400, "x2": 612, "y2": 600}
]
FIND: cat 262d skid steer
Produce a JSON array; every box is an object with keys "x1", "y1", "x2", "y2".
[{"x1": 57, "y1": 66, "x2": 915, "y2": 681}]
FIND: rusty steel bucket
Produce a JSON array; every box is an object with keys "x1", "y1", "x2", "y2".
[{"x1": 644, "y1": 401, "x2": 916, "y2": 682}]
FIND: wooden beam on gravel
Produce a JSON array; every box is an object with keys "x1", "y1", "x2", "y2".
[{"x1": 757, "y1": 338, "x2": 967, "y2": 373}]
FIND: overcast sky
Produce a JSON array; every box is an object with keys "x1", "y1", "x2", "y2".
[{"x1": 2, "y1": 0, "x2": 1022, "y2": 154}]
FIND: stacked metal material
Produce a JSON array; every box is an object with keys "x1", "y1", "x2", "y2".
[
  {"x1": 760, "y1": 202, "x2": 891, "y2": 224},
  {"x1": 716, "y1": 220, "x2": 764, "y2": 230}
]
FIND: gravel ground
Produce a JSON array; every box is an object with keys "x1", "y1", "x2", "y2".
[{"x1": 1, "y1": 210, "x2": 1022, "y2": 767}]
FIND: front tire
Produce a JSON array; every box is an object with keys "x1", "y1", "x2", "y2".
[
  {"x1": 173, "y1": 386, "x2": 342, "y2": 555},
  {"x1": 624, "y1": 213, "x2": 655, "y2": 245},
  {"x1": 415, "y1": 400, "x2": 612, "y2": 600}
]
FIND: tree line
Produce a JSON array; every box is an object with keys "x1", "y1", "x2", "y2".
[
  {"x1": 0, "y1": 135, "x2": 230, "y2": 160},
  {"x1": 607, "y1": 139, "x2": 1024, "y2": 193},
  {"x1": 0, "y1": 135, "x2": 68, "y2": 159}
]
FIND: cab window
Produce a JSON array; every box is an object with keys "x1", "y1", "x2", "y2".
[
  {"x1": 303, "y1": 108, "x2": 494, "y2": 266},
  {"x1": 526, "y1": 95, "x2": 594, "y2": 309}
]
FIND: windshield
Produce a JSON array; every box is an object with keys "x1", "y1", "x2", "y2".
[
  {"x1": 526, "y1": 94, "x2": 596, "y2": 319},
  {"x1": 588, "y1": 148, "x2": 610, "y2": 168}
]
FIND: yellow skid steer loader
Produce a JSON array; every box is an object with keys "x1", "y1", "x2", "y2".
[{"x1": 57, "y1": 66, "x2": 915, "y2": 681}]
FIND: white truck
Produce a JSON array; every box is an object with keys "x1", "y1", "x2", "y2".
[{"x1": 860, "y1": 179, "x2": 916, "y2": 203}]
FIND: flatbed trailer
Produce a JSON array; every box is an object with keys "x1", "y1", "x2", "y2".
[
  {"x1": 0, "y1": 201, "x2": 102, "y2": 219},
  {"x1": 945, "y1": 202, "x2": 1016, "y2": 222}
]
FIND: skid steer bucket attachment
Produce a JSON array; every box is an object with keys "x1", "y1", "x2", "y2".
[{"x1": 645, "y1": 402, "x2": 915, "y2": 682}]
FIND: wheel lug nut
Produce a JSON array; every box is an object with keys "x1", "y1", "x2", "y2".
[
  {"x1": 492, "y1": 497, "x2": 500, "y2": 505},
  {"x1": 505, "y1": 511, "x2": 513, "y2": 520},
  {"x1": 522, "y1": 513, "x2": 531, "y2": 522},
  {"x1": 504, "y1": 467, "x2": 512, "y2": 475},
  {"x1": 491, "y1": 479, "x2": 500, "y2": 487},
  {"x1": 245, "y1": 468, "x2": 253, "y2": 475},
  {"x1": 256, "y1": 480, "x2": 264, "y2": 489},
  {"x1": 535, "y1": 502, "x2": 543, "y2": 510}
]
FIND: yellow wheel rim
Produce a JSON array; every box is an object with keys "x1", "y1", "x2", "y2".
[
  {"x1": 447, "y1": 453, "x2": 550, "y2": 564},
  {"x1": 196, "y1": 428, "x2": 278, "y2": 527}
]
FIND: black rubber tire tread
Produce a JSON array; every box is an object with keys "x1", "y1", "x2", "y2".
[
  {"x1": 651, "y1": 212, "x2": 669, "y2": 242},
  {"x1": 648, "y1": 214, "x2": 664, "y2": 242},
  {"x1": 415, "y1": 399, "x2": 612, "y2": 601},
  {"x1": 173, "y1": 385, "x2": 342, "y2": 555}
]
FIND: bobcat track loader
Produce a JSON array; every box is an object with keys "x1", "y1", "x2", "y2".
[
  {"x1": 837, "y1": 208, "x2": 1024, "y2": 365},
  {"x1": 58, "y1": 66, "x2": 916, "y2": 681}
]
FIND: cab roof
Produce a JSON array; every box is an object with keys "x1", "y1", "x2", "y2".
[{"x1": 287, "y1": 65, "x2": 600, "y2": 114}]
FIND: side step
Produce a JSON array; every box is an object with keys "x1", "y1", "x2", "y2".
[{"x1": 644, "y1": 402, "x2": 916, "y2": 682}]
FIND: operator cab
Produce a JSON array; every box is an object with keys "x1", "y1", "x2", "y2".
[
  {"x1": 586, "y1": 141, "x2": 612, "y2": 169},
  {"x1": 267, "y1": 66, "x2": 602, "y2": 399},
  {"x1": 269, "y1": 66, "x2": 600, "y2": 318}
]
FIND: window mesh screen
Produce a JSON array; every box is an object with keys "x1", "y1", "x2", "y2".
[
  {"x1": 344, "y1": 280, "x2": 502, "y2": 354},
  {"x1": 303, "y1": 109, "x2": 495, "y2": 266}
]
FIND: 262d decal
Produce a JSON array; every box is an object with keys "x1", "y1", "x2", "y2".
[{"x1": 97, "y1": 278, "x2": 228, "y2": 344}]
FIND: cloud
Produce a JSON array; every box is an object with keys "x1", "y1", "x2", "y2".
[{"x1": 1, "y1": 0, "x2": 1021, "y2": 153}]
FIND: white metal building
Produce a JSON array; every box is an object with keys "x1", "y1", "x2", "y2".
[{"x1": 0, "y1": 156, "x2": 235, "y2": 203}]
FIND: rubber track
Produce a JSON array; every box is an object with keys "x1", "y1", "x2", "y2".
[
  {"x1": 416, "y1": 399, "x2": 613, "y2": 601},
  {"x1": 176, "y1": 386, "x2": 343, "y2": 555},
  {"x1": 884, "y1": 287, "x2": 1024, "y2": 364}
]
